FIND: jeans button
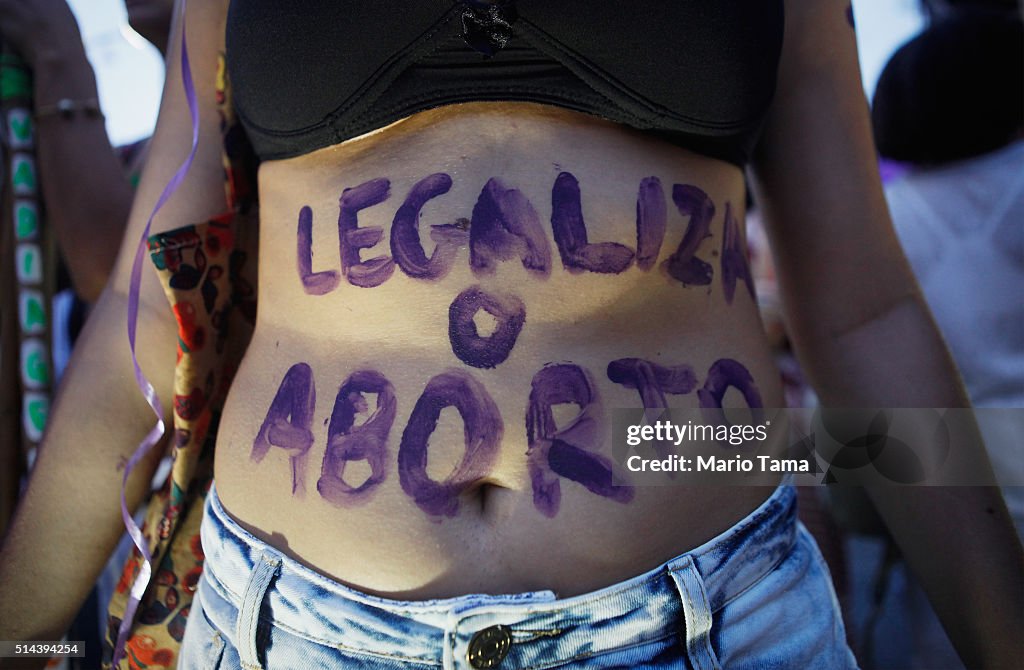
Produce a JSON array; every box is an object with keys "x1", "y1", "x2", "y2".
[{"x1": 467, "y1": 625, "x2": 512, "y2": 668}]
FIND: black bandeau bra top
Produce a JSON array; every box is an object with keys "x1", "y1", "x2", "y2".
[{"x1": 226, "y1": 1, "x2": 785, "y2": 167}]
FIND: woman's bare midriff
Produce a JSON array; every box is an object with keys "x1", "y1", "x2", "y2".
[{"x1": 213, "y1": 102, "x2": 785, "y2": 599}]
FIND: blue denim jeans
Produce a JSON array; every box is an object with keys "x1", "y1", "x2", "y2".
[{"x1": 179, "y1": 483, "x2": 857, "y2": 669}]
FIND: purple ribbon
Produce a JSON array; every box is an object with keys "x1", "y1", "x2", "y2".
[
  {"x1": 878, "y1": 157, "x2": 910, "y2": 184},
  {"x1": 112, "y1": 0, "x2": 199, "y2": 665}
]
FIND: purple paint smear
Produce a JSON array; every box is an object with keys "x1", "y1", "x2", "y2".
[
  {"x1": 697, "y1": 358, "x2": 765, "y2": 431},
  {"x1": 339, "y1": 178, "x2": 395, "y2": 287},
  {"x1": 720, "y1": 203, "x2": 756, "y2": 304},
  {"x1": 547, "y1": 441, "x2": 632, "y2": 501},
  {"x1": 635, "y1": 176, "x2": 666, "y2": 271},
  {"x1": 297, "y1": 205, "x2": 341, "y2": 295},
  {"x1": 607, "y1": 358, "x2": 698, "y2": 458},
  {"x1": 448, "y1": 286, "x2": 526, "y2": 369},
  {"x1": 317, "y1": 370, "x2": 396, "y2": 507},
  {"x1": 470, "y1": 177, "x2": 551, "y2": 277},
  {"x1": 551, "y1": 172, "x2": 635, "y2": 274},
  {"x1": 663, "y1": 184, "x2": 715, "y2": 286},
  {"x1": 252, "y1": 363, "x2": 316, "y2": 496},
  {"x1": 398, "y1": 370, "x2": 503, "y2": 517},
  {"x1": 390, "y1": 173, "x2": 469, "y2": 280},
  {"x1": 526, "y1": 363, "x2": 633, "y2": 517}
]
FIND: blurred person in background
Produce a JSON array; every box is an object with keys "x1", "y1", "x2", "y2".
[
  {"x1": 0, "y1": 0, "x2": 172, "y2": 306},
  {"x1": 0, "y1": 0, "x2": 172, "y2": 384}
]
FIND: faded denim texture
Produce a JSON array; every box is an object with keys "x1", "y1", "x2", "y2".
[{"x1": 179, "y1": 484, "x2": 857, "y2": 669}]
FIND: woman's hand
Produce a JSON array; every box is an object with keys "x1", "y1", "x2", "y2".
[
  {"x1": 0, "y1": 0, "x2": 86, "y2": 71},
  {"x1": 0, "y1": 0, "x2": 133, "y2": 301}
]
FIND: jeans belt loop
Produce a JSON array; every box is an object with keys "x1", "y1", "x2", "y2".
[
  {"x1": 237, "y1": 551, "x2": 282, "y2": 670},
  {"x1": 669, "y1": 554, "x2": 720, "y2": 670}
]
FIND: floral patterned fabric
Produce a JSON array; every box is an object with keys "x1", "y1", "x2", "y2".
[{"x1": 102, "y1": 55, "x2": 259, "y2": 669}]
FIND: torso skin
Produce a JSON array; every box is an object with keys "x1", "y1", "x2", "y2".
[{"x1": 214, "y1": 102, "x2": 784, "y2": 599}]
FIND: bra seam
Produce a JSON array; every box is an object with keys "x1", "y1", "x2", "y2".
[
  {"x1": 338, "y1": 84, "x2": 623, "y2": 135},
  {"x1": 231, "y1": 6, "x2": 465, "y2": 139},
  {"x1": 515, "y1": 17, "x2": 769, "y2": 132},
  {"x1": 323, "y1": 8, "x2": 465, "y2": 136}
]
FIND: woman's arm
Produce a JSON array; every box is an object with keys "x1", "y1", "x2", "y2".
[
  {"x1": 0, "y1": 0, "x2": 229, "y2": 657},
  {"x1": 750, "y1": 1, "x2": 1023, "y2": 667},
  {"x1": 0, "y1": 0, "x2": 136, "y2": 302}
]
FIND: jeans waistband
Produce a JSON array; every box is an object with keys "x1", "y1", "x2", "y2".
[{"x1": 199, "y1": 483, "x2": 796, "y2": 668}]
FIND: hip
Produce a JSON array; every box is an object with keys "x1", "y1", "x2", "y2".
[{"x1": 180, "y1": 482, "x2": 857, "y2": 670}]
